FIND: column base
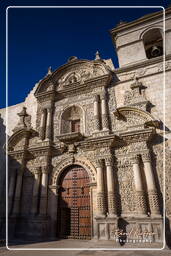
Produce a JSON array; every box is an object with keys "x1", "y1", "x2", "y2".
[
  {"x1": 107, "y1": 213, "x2": 117, "y2": 219},
  {"x1": 95, "y1": 214, "x2": 106, "y2": 219},
  {"x1": 150, "y1": 213, "x2": 162, "y2": 218}
]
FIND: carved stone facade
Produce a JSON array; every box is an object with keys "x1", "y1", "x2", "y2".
[{"x1": 0, "y1": 8, "x2": 171, "y2": 248}]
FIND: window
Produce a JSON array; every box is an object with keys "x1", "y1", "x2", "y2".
[
  {"x1": 143, "y1": 28, "x2": 163, "y2": 59},
  {"x1": 71, "y1": 119, "x2": 80, "y2": 133},
  {"x1": 61, "y1": 106, "x2": 82, "y2": 134}
]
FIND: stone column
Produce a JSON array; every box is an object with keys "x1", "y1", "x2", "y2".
[
  {"x1": 8, "y1": 170, "x2": 16, "y2": 215},
  {"x1": 39, "y1": 166, "x2": 49, "y2": 215},
  {"x1": 39, "y1": 109, "x2": 47, "y2": 140},
  {"x1": 31, "y1": 167, "x2": 41, "y2": 215},
  {"x1": 142, "y1": 152, "x2": 160, "y2": 215},
  {"x1": 105, "y1": 157, "x2": 117, "y2": 217},
  {"x1": 12, "y1": 167, "x2": 24, "y2": 215},
  {"x1": 50, "y1": 186, "x2": 58, "y2": 238},
  {"x1": 95, "y1": 159, "x2": 106, "y2": 217},
  {"x1": 101, "y1": 92, "x2": 109, "y2": 130},
  {"x1": 46, "y1": 107, "x2": 53, "y2": 140},
  {"x1": 132, "y1": 155, "x2": 147, "y2": 215},
  {"x1": 93, "y1": 95, "x2": 100, "y2": 131}
]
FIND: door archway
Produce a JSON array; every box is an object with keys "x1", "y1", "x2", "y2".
[{"x1": 57, "y1": 165, "x2": 91, "y2": 239}]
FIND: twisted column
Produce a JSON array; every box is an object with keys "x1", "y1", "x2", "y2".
[
  {"x1": 142, "y1": 152, "x2": 160, "y2": 215},
  {"x1": 12, "y1": 167, "x2": 24, "y2": 215},
  {"x1": 8, "y1": 170, "x2": 16, "y2": 215},
  {"x1": 101, "y1": 93, "x2": 109, "y2": 130},
  {"x1": 46, "y1": 107, "x2": 53, "y2": 140},
  {"x1": 93, "y1": 95, "x2": 100, "y2": 131},
  {"x1": 31, "y1": 167, "x2": 41, "y2": 215},
  {"x1": 95, "y1": 159, "x2": 106, "y2": 217},
  {"x1": 105, "y1": 157, "x2": 117, "y2": 217},
  {"x1": 132, "y1": 155, "x2": 147, "y2": 215},
  {"x1": 39, "y1": 166, "x2": 49, "y2": 215},
  {"x1": 39, "y1": 109, "x2": 47, "y2": 140}
]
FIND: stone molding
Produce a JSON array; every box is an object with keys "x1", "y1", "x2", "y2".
[{"x1": 52, "y1": 156, "x2": 97, "y2": 185}]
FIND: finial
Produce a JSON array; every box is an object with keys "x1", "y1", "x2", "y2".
[
  {"x1": 95, "y1": 50, "x2": 101, "y2": 60},
  {"x1": 47, "y1": 66, "x2": 52, "y2": 75}
]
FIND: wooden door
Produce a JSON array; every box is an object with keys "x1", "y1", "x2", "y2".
[{"x1": 57, "y1": 165, "x2": 91, "y2": 239}]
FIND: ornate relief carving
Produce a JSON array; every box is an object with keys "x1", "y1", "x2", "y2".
[
  {"x1": 117, "y1": 160, "x2": 135, "y2": 213},
  {"x1": 97, "y1": 192, "x2": 106, "y2": 215},
  {"x1": 57, "y1": 62, "x2": 111, "y2": 90},
  {"x1": 136, "y1": 191, "x2": 147, "y2": 214},
  {"x1": 148, "y1": 191, "x2": 160, "y2": 214}
]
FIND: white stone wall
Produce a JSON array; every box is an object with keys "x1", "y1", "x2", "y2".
[
  {"x1": 112, "y1": 12, "x2": 171, "y2": 67},
  {"x1": 114, "y1": 66, "x2": 171, "y2": 143}
]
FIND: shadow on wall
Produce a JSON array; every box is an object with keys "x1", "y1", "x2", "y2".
[
  {"x1": 151, "y1": 133, "x2": 171, "y2": 249},
  {"x1": 0, "y1": 114, "x2": 7, "y2": 241}
]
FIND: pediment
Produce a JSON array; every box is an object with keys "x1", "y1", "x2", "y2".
[
  {"x1": 35, "y1": 59, "x2": 112, "y2": 95},
  {"x1": 114, "y1": 107, "x2": 159, "y2": 132},
  {"x1": 6, "y1": 128, "x2": 37, "y2": 152}
]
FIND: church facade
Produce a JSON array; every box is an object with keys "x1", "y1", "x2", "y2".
[{"x1": 0, "y1": 7, "x2": 171, "y2": 248}]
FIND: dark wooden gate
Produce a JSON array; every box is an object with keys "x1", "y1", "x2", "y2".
[{"x1": 57, "y1": 165, "x2": 91, "y2": 239}]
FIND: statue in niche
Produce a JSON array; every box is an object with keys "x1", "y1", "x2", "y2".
[{"x1": 68, "y1": 72, "x2": 78, "y2": 84}]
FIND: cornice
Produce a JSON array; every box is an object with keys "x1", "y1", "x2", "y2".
[
  {"x1": 56, "y1": 74, "x2": 112, "y2": 98},
  {"x1": 115, "y1": 54, "x2": 171, "y2": 75},
  {"x1": 119, "y1": 128, "x2": 156, "y2": 143},
  {"x1": 76, "y1": 134, "x2": 120, "y2": 150},
  {"x1": 110, "y1": 8, "x2": 170, "y2": 35}
]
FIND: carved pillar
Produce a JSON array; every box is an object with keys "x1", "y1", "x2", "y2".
[
  {"x1": 31, "y1": 167, "x2": 41, "y2": 215},
  {"x1": 142, "y1": 152, "x2": 160, "y2": 215},
  {"x1": 8, "y1": 170, "x2": 16, "y2": 215},
  {"x1": 39, "y1": 166, "x2": 49, "y2": 215},
  {"x1": 93, "y1": 95, "x2": 100, "y2": 131},
  {"x1": 132, "y1": 155, "x2": 147, "y2": 215},
  {"x1": 39, "y1": 109, "x2": 47, "y2": 140},
  {"x1": 46, "y1": 107, "x2": 53, "y2": 140},
  {"x1": 95, "y1": 159, "x2": 106, "y2": 217},
  {"x1": 12, "y1": 167, "x2": 24, "y2": 215},
  {"x1": 105, "y1": 157, "x2": 117, "y2": 217},
  {"x1": 101, "y1": 93, "x2": 109, "y2": 130}
]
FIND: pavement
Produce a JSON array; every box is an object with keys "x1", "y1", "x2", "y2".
[{"x1": 0, "y1": 239, "x2": 171, "y2": 256}]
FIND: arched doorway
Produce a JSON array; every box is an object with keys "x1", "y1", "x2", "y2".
[{"x1": 57, "y1": 165, "x2": 91, "y2": 239}]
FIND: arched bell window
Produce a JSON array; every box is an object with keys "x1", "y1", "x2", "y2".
[
  {"x1": 143, "y1": 28, "x2": 163, "y2": 59},
  {"x1": 61, "y1": 106, "x2": 82, "y2": 134}
]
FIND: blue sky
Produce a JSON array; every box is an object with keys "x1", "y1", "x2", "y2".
[{"x1": 0, "y1": 0, "x2": 169, "y2": 108}]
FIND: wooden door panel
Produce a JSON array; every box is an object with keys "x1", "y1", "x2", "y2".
[{"x1": 58, "y1": 165, "x2": 91, "y2": 239}]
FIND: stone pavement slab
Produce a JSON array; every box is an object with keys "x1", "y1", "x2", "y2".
[{"x1": 0, "y1": 239, "x2": 170, "y2": 256}]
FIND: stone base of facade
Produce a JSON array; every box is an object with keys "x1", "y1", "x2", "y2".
[
  {"x1": 8, "y1": 216, "x2": 51, "y2": 240},
  {"x1": 94, "y1": 215, "x2": 163, "y2": 245},
  {"x1": 8, "y1": 214, "x2": 163, "y2": 247}
]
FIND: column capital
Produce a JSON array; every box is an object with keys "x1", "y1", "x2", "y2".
[
  {"x1": 34, "y1": 167, "x2": 41, "y2": 175},
  {"x1": 94, "y1": 159, "x2": 103, "y2": 169},
  {"x1": 41, "y1": 108, "x2": 47, "y2": 113},
  {"x1": 105, "y1": 157, "x2": 113, "y2": 166},
  {"x1": 101, "y1": 92, "x2": 106, "y2": 100},
  {"x1": 47, "y1": 107, "x2": 53, "y2": 113},
  {"x1": 93, "y1": 94, "x2": 100, "y2": 102},
  {"x1": 142, "y1": 152, "x2": 151, "y2": 162},
  {"x1": 41, "y1": 166, "x2": 49, "y2": 174},
  {"x1": 131, "y1": 155, "x2": 140, "y2": 164}
]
